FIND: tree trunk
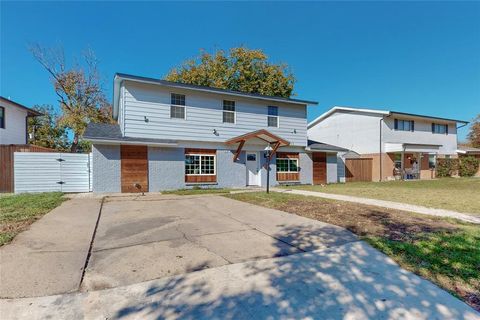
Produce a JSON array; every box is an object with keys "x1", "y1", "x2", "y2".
[{"x1": 71, "y1": 134, "x2": 79, "y2": 153}]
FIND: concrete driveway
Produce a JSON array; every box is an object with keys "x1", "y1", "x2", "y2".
[
  {"x1": 1, "y1": 194, "x2": 478, "y2": 319},
  {"x1": 83, "y1": 194, "x2": 356, "y2": 290}
]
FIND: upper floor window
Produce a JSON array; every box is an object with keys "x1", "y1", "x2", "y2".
[
  {"x1": 170, "y1": 93, "x2": 186, "y2": 119},
  {"x1": 394, "y1": 119, "x2": 414, "y2": 132},
  {"x1": 268, "y1": 106, "x2": 278, "y2": 127},
  {"x1": 223, "y1": 100, "x2": 235, "y2": 123},
  {"x1": 0, "y1": 107, "x2": 4, "y2": 129},
  {"x1": 432, "y1": 123, "x2": 448, "y2": 134}
]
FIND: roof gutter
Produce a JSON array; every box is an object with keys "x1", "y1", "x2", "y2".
[{"x1": 85, "y1": 137, "x2": 178, "y2": 147}]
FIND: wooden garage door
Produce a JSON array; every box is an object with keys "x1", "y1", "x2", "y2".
[
  {"x1": 121, "y1": 145, "x2": 148, "y2": 193},
  {"x1": 312, "y1": 152, "x2": 326, "y2": 185},
  {"x1": 345, "y1": 158, "x2": 372, "y2": 182}
]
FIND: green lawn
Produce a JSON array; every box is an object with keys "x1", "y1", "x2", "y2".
[
  {"x1": 225, "y1": 191, "x2": 480, "y2": 311},
  {"x1": 285, "y1": 178, "x2": 480, "y2": 214},
  {"x1": 0, "y1": 192, "x2": 66, "y2": 246},
  {"x1": 161, "y1": 188, "x2": 234, "y2": 195}
]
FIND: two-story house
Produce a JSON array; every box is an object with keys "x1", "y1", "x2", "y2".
[
  {"x1": 84, "y1": 73, "x2": 343, "y2": 193},
  {"x1": 308, "y1": 106, "x2": 469, "y2": 181},
  {"x1": 0, "y1": 96, "x2": 41, "y2": 145}
]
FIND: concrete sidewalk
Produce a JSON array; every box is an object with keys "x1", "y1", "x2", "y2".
[
  {"x1": 0, "y1": 198, "x2": 102, "y2": 298},
  {"x1": 1, "y1": 241, "x2": 478, "y2": 320},
  {"x1": 274, "y1": 188, "x2": 480, "y2": 224}
]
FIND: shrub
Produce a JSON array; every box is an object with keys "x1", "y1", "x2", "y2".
[
  {"x1": 436, "y1": 158, "x2": 459, "y2": 177},
  {"x1": 458, "y1": 156, "x2": 480, "y2": 177}
]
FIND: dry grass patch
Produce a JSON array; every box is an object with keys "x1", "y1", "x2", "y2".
[{"x1": 225, "y1": 191, "x2": 480, "y2": 311}]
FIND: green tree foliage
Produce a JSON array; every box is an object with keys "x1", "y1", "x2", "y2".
[
  {"x1": 30, "y1": 45, "x2": 114, "y2": 152},
  {"x1": 458, "y1": 156, "x2": 480, "y2": 177},
  {"x1": 166, "y1": 47, "x2": 295, "y2": 98},
  {"x1": 436, "y1": 158, "x2": 459, "y2": 177},
  {"x1": 467, "y1": 114, "x2": 480, "y2": 148},
  {"x1": 28, "y1": 105, "x2": 69, "y2": 151}
]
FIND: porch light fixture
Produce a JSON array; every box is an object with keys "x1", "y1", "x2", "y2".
[
  {"x1": 265, "y1": 144, "x2": 273, "y2": 194},
  {"x1": 213, "y1": 129, "x2": 218, "y2": 136},
  {"x1": 144, "y1": 116, "x2": 149, "y2": 123}
]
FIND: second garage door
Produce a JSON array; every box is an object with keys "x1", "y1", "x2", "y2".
[
  {"x1": 121, "y1": 145, "x2": 148, "y2": 193},
  {"x1": 312, "y1": 152, "x2": 326, "y2": 185}
]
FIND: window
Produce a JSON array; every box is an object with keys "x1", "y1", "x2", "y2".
[
  {"x1": 247, "y1": 154, "x2": 256, "y2": 161},
  {"x1": 267, "y1": 106, "x2": 278, "y2": 127},
  {"x1": 170, "y1": 93, "x2": 186, "y2": 119},
  {"x1": 432, "y1": 123, "x2": 448, "y2": 134},
  {"x1": 185, "y1": 154, "x2": 216, "y2": 175},
  {"x1": 223, "y1": 100, "x2": 235, "y2": 123},
  {"x1": 276, "y1": 158, "x2": 299, "y2": 172},
  {"x1": 0, "y1": 107, "x2": 4, "y2": 129},
  {"x1": 428, "y1": 154, "x2": 436, "y2": 169},
  {"x1": 394, "y1": 119, "x2": 414, "y2": 131},
  {"x1": 394, "y1": 153, "x2": 402, "y2": 169}
]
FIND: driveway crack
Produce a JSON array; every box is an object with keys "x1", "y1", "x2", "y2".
[{"x1": 174, "y1": 225, "x2": 233, "y2": 264}]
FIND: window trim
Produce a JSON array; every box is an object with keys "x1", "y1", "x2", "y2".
[
  {"x1": 222, "y1": 100, "x2": 236, "y2": 124},
  {"x1": 0, "y1": 106, "x2": 5, "y2": 129},
  {"x1": 185, "y1": 153, "x2": 217, "y2": 176},
  {"x1": 267, "y1": 106, "x2": 279, "y2": 128},
  {"x1": 170, "y1": 93, "x2": 187, "y2": 120},
  {"x1": 432, "y1": 123, "x2": 448, "y2": 135},
  {"x1": 276, "y1": 158, "x2": 299, "y2": 173},
  {"x1": 394, "y1": 119, "x2": 414, "y2": 132}
]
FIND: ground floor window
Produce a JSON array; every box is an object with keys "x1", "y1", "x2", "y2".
[
  {"x1": 276, "y1": 152, "x2": 300, "y2": 181},
  {"x1": 276, "y1": 158, "x2": 299, "y2": 172},
  {"x1": 185, "y1": 149, "x2": 216, "y2": 183},
  {"x1": 394, "y1": 153, "x2": 402, "y2": 169},
  {"x1": 428, "y1": 154, "x2": 436, "y2": 169}
]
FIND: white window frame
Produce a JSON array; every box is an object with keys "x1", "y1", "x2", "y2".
[
  {"x1": 222, "y1": 100, "x2": 236, "y2": 124},
  {"x1": 170, "y1": 93, "x2": 186, "y2": 120},
  {"x1": 432, "y1": 123, "x2": 447, "y2": 134},
  {"x1": 185, "y1": 153, "x2": 216, "y2": 176},
  {"x1": 0, "y1": 106, "x2": 5, "y2": 129},
  {"x1": 267, "y1": 106, "x2": 279, "y2": 128},
  {"x1": 396, "y1": 119, "x2": 414, "y2": 131},
  {"x1": 276, "y1": 158, "x2": 299, "y2": 173}
]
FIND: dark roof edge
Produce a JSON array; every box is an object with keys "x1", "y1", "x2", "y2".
[
  {"x1": 390, "y1": 111, "x2": 469, "y2": 125},
  {"x1": 114, "y1": 73, "x2": 319, "y2": 105},
  {"x1": 0, "y1": 96, "x2": 42, "y2": 116}
]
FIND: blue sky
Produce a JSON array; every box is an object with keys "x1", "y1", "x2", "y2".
[{"x1": 1, "y1": 1, "x2": 479, "y2": 140}]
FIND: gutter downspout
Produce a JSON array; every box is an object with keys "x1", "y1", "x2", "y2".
[{"x1": 379, "y1": 114, "x2": 391, "y2": 182}]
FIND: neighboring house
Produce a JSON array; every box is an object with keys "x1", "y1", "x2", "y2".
[
  {"x1": 308, "y1": 106, "x2": 469, "y2": 181},
  {"x1": 84, "y1": 73, "x2": 342, "y2": 193},
  {"x1": 457, "y1": 146, "x2": 480, "y2": 177},
  {"x1": 0, "y1": 96, "x2": 41, "y2": 145},
  {"x1": 0, "y1": 97, "x2": 46, "y2": 193}
]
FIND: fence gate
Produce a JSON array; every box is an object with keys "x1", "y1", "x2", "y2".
[
  {"x1": 14, "y1": 152, "x2": 92, "y2": 193},
  {"x1": 345, "y1": 158, "x2": 373, "y2": 182}
]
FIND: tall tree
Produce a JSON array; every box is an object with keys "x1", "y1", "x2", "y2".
[
  {"x1": 30, "y1": 45, "x2": 113, "y2": 152},
  {"x1": 468, "y1": 114, "x2": 480, "y2": 147},
  {"x1": 28, "y1": 105, "x2": 69, "y2": 151},
  {"x1": 166, "y1": 47, "x2": 295, "y2": 98}
]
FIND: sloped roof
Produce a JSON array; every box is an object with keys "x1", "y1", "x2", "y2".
[
  {"x1": 83, "y1": 123, "x2": 177, "y2": 145},
  {"x1": 308, "y1": 106, "x2": 468, "y2": 129},
  {"x1": 0, "y1": 96, "x2": 42, "y2": 116},
  {"x1": 307, "y1": 140, "x2": 349, "y2": 152}
]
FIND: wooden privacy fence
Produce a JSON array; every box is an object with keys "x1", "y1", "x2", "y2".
[
  {"x1": 0, "y1": 145, "x2": 55, "y2": 193},
  {"x1": 345, "y1": 158, "x2": 373, "y2": 182}
]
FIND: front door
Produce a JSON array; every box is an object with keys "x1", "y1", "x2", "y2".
[{"x1": 246, "y1": 152, "x2": 261, "y2": 186}]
